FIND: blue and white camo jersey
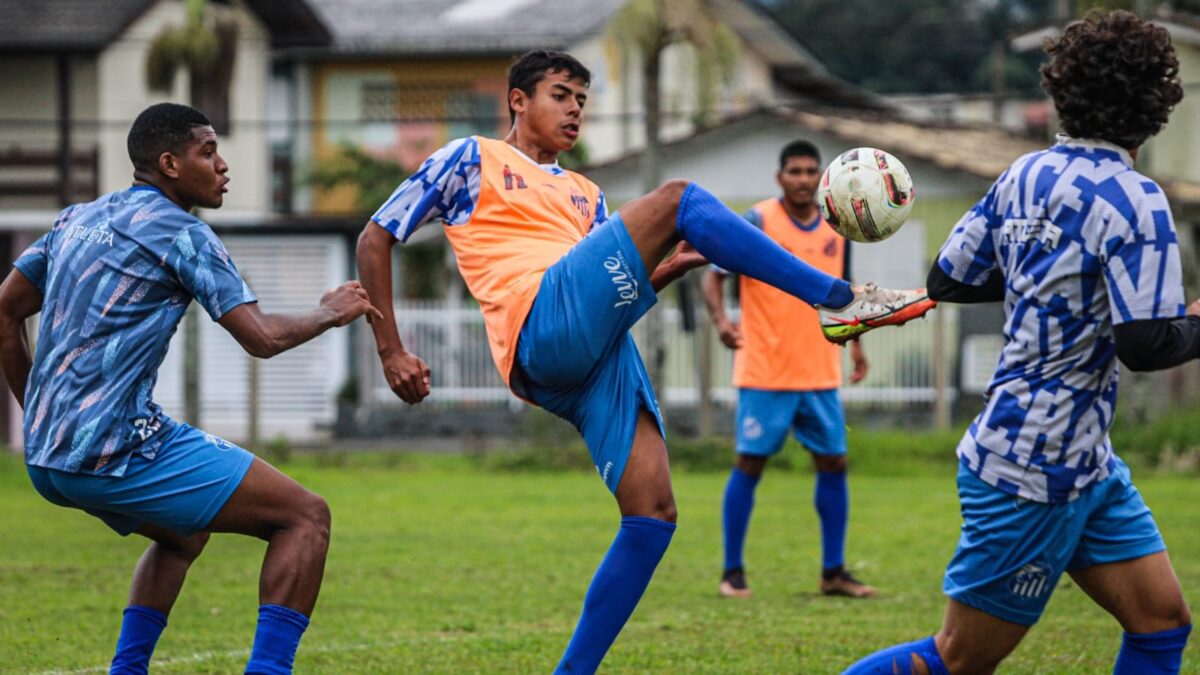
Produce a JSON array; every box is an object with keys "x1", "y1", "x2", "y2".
[
  {"x1": 15, "y1": 185, "x2": 256, "y2": 476},
  {"x1": 370, "y1": 136, "x2": 609, "y2": 240},
  {"x1": 938, "y1": 136, "x2": 1186, "y2": 503}
]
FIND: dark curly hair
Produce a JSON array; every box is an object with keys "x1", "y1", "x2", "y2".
[
  {"x1": 127, "y1": 103, "x2": 211, "y2": 173},
  {"x1": 1041, "y1": 10, "x2": 1183, "y2": 150}
]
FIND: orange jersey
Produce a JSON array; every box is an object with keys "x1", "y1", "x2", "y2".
[
  {"x1": 732, "y1": 198, "x2": 846, "y2": 390},
  {"x1": 372, "y1": 136, "x2": 603, "y2": 386}
]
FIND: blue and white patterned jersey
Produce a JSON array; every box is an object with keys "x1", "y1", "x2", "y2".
[
  {"x1": 370, "y1": 136, "x2": 608, "y2": 240},
  {"x1": 15, "y1": 186, "x2": 256, "y2": 476},
  {"x1": 938, "y1": 136, "x2": 1186, "y2": 503}
]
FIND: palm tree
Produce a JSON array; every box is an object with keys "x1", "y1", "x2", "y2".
[
  {"x1": 144, "y1": 0, "x2": 240, "y2": 425},
  {"x1": 609, "y1": 0, "x2": 738, "y2": 432}
]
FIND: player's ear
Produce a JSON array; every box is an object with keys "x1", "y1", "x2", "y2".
[
  {"x1": 158, "y1": 151, "x2": 180, "y2": 179},
  {"x1": 508, "y1": 88, "x2": 527, "y2": 117}
]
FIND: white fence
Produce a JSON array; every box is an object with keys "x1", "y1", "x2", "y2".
[{"x1": 371, "y1": 299, "x2": 955, "y2": 409}]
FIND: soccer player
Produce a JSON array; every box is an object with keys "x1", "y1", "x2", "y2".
[
  {"x1": 702, "y1": 139, "x2": 876, "y2": 600},
  {"x1": 844, "y1": 11, "x2": 1195, "y2": 674},
  {"x1": 0, "y1": 103, "x2": 381, "y2": 675},
  {"x1": 356, "y1": 50, "x2": 933, "y2": 673}
]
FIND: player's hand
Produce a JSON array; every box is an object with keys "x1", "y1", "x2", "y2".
[
  {"x1": 849, "y1": 341, "x2": 869, "y2": 384},
  {"x1": 381, "y1": 350, "x2": 431, "y2": 404},
  {"x1": 321, "y1": 281, "x2": 384, "y2": 326},
  {"x1": 671, "y1": 241, "x2": 707, "y2": 271},
  {"x1": 1187, "y1": 298, "x2": 1200, "y2": 317},
  {"x1": 716, "y1": 318, "x2": 743, "y2": 349}
]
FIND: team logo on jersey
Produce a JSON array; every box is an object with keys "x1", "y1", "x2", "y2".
[
  {"x1": 742, "y1": 415, "x2": 763, "y2": 440},
  {"x1": 823, "y1": 237, "x2": 838, "y2": 257},
  {"x1": 570, "y1": 188, "x2": 591, "y2": 219},
  {"x1": 204, "y1": 433, "x2": 234, "y2": 451},
  {"x1": 1007, "y1": 562, "x2": 1051, "y2": 599},
  {"x1": 502, "y1": 165, "x2": 527, "y2": 190},
  {"x1": 604, "y1": 251, "x2": 639, "y2": 308}
]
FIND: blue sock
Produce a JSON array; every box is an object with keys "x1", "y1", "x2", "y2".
[
  {"x1": 556, "y1": 516, "x2": 676, "y2": 674},
  {"x1": 110, "y1": 605, "x2": 167, "y2": 675},
  {"x1": 815, "y1": 470, "x2": 848, "y2": 572},
  {"x1": 843, "y1": 636, "x2": 949, "y2": 674},
  {"x1": 722, "y1": 467, "x2": 759, "y2": 571},
  {"x1": 245, "y1": 604, "x2": 310, "y2": 675},
  {"x1": 1115, "y1": 624, "x2": 1191, "y2": 674},
  {"x1": 676, "y1": 183, "x2": 853, "y2": 308}
]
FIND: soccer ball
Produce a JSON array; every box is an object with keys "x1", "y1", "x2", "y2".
[{"x1": 817, "y1": 147, "x2": 915, "y2": 243}]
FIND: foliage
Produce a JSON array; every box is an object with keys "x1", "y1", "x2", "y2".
[
  {"x1": 2, "y1": 451, "x2": 1198, "y2": 671},
  {"x1": 763, "y1": 0, "x2": 1056, "y2": 95},
  {"x1": 144, "y1": 0, "x2": 238, "y2": 130},
  {"x1": 609, "y1": 0, "x2": 741, "y2": 128},
  {"x1": 306, "y1": 143, "x2": 410, "y2": 214}
]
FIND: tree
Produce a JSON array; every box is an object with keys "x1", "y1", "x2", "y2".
[
  {"x1": 144, "y1": 0, "x2": 240, "y2": 425},
  {"x1": 145, "y1": 0, "x2": 239, "y2": 133},
  {"x1": 609, "y1": 0, "x2": 738, "y2": 428}
]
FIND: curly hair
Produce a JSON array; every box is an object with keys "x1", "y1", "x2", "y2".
[{"x1": 1041, "y1": 10, "x2": 1183, "y2": 150}]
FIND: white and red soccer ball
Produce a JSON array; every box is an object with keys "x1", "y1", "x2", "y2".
[{"x1": 817, "y1": 147, "x2": 915, "y2": 243}]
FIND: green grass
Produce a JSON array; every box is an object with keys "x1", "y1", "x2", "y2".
[{"x1": 2, "y1": 449, "x2": 1199, "y2": 674}]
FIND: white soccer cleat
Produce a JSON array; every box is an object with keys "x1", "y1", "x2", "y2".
[{"x1": 818, "y1": 283, "x2": 936, "y2": 345}]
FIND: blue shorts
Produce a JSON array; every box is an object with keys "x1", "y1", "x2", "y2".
[
  {"x1": 735, "y1": 388, "x2": 846, "y2": 457},
  {"x1": 26, "y1": 423, "x2": 254, "y2": 536},
  {"x1": 515, "y1": 214, "x2": 665, "y2": 493},
  {"x1": 944, "y1": 456, "x2": 1165, "y2": 625}
]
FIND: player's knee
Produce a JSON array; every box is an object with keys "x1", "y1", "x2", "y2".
[
  {"x1": 936, "y1": 628, "x2": 1006, "y2": 674},
  {"x1": 814, "y1": 455, "x2": 847, "y2": 473},
  {"x1": 654, "y1": 179, "x2": 691, "y2": 210},
  {"x1": 295, "y1": 492, "x2": 332, "y2": 548}
]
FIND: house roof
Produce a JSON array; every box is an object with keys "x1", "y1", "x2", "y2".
[
  {"x1": 289, "y1": 0, "x2": 626, "y2": 59},
  {"x1": 0, "y1": 0, "x2": 330, "y2": 54},
  {"x1": 583, "y1": 105, "x2": 1200, "y2": 207},
  {"x1": 584, "y1": 105, "x2": 1045, "y2": 180}
]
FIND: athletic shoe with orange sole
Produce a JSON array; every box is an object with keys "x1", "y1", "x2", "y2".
[
  {"x1": 818, "y1": 283, "x2": 936, "y2": 345},
  {"x1": 719, "y1": 567, "x2": 753, "y2": 598}
]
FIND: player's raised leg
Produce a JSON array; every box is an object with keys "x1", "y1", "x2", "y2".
[
  {"x1": 556, "y1": 411, "x2": 676, "y2": 673},
  {"x1": 1070, "y1": 552, "x2": 1191, "y2": 673},
  {"x1": 206, "y1": 458, "x2": 332, "y2": 674},
  {"x1": 616, "y1": 180, "x2": 933, "y2": 340}
]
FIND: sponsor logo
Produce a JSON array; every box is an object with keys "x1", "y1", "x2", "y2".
[
  {"x1": 601, "y1": 461, "x2": 613, "y2": 482},
  {"x1": 1007, "y1": 562, "x2": 1051, "y2": 599},
  {"x1": 1001, "y1": 218, "x2": 1063, "y2": 251},
  {"x1": 823, "y1": 237, "x2": 838, "y2": 257},
  {"x1": 65, "y1": 220, "x2": 115, "y2": 247},
  {"x1": 603, "y1": 251, "x2": 639, "y2": 308},
  {"x1": 502, "y1": 165, "x2": 527, "y2": 190}
]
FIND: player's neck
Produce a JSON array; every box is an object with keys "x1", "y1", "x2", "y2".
[
  {"x1": 132, "y1": 173, "x2": 193, "y2": 211},
  {"x1": 781, "y1": 198, "x2": 818, "y2": 223},
  {"x1": 503, "y1": 127, "x2": 559, "y2": 165}
]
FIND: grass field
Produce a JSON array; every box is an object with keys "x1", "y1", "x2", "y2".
[{"x1": 2, "y1": 445, "x2": 1199, "y2": 674}]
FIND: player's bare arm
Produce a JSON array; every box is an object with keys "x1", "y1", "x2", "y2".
[
  {"x1": 356, "y1": 223, "x2": 431, "y2": 404},
  {"x1": 700, "y1": 268, "x2": 742, "y2": 349},
  {"x1": 218, "y1": 281, "x2": 382, "y2": 359},
  {"x1": 0, "y1": 269, "x2": 42, "y2": 407}
]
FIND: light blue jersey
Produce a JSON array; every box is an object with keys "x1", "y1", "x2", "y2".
[
  {"x1": 937, "y1": 136, "x2": 1186, "y2": 503},
  {"x1": 15, "y1": 186, "x2": 255, "y2": 476}
]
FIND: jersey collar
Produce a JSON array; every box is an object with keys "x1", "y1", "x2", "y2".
[
  {"x1": 777, "y1": 198, "x2": 821, "y2": 231},
  {"x1": 1054, "y1": 134, "x2": 1134, "y2": 168}
]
